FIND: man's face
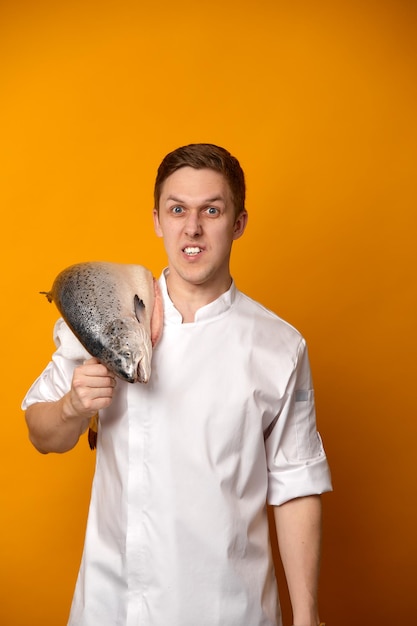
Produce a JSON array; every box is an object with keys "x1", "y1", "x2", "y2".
[{"x1": 153, "y1": 167, "x2": 247, "y2": 293}]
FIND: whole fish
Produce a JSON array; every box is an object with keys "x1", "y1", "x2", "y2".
[{"x1": 41, "y1": 261, "x2": 163, "y2": 384}]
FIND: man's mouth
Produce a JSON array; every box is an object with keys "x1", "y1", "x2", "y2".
[{"x1": 183, "y1": 247, "x2": 202, "y2": 256}]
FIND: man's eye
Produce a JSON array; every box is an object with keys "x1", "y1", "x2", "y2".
[
  {"x1": 172, "y1": 206, "x2": 184, "y2": 214},
  {"x1": 206, "y1": 207, "x2": 219, "y2": 215}
]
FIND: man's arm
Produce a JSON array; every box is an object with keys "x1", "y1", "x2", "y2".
[
  {"x1": 273, "y1": 494, "x2": 323, "y2": 626},
  {"x1": 25, "y1": 358, "x2": 116, "y2": 454}
]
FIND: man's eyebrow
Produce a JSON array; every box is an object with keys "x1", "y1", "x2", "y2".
[
  {"x1": 204, "y1": 196, "x2": 225, "y2": 204},
  {"x1": 165, "y1": 195, "x2": 184, "y2": 204},
  {"x1": 165, "y1": 195, "x2": 226, "y2": 204}
]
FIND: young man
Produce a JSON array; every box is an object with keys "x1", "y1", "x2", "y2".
[{"x1": 23, "y1": 144, "x2": 332, "y2": 626}]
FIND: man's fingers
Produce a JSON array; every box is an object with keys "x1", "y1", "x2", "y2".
[{"x1": 79, "y1": 359, "x2": 116, "y2": 382}]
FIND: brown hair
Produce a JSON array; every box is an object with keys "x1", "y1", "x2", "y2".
[{"x1": 154, "y1": 143, "x2": 246, "y2": 218}]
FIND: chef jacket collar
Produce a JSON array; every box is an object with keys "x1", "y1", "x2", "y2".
[{"x1": 159, "y1": 268, "x2": 236, "y2": 324}]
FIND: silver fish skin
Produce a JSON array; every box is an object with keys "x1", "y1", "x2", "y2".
[{"x1": 43, "y1": 262, "x2": 156, "y2": 383}]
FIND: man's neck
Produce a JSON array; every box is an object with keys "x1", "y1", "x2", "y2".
[{"x1": 165, "y1": 272, "x2": 232, "y2": 323}]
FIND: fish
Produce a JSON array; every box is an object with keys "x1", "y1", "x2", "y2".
[
  {"x1": 41, "y1": 261, "x2": 163, "y2": 449},
  {"x1": 42, "y1": 261, "x2": 163, "y2": 382}
]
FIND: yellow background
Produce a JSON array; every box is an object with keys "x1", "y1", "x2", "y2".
[{"x1": 1, "y1": 1, "x2": 416, "y2": 624}]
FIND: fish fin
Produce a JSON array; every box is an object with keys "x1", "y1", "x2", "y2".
[
  {"x1": 134, "y1": 294, "x2": 145, "y2": 324},
  {"x1": 39, "y1": 291, "x2": 53, "y2": 303},
  {"x1": 88, "y1": 428, "x2": 97, "y2": 450},
  {"x1": 88, "y1": 414, "x2": 98, "y2": 450}
]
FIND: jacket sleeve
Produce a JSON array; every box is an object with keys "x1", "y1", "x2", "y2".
[
  {"x1": 21, "y1": 318, "x2": 92, "y2": 409},
  {"x1": 265, "y1": 338, "x2": 332, "y2": 506}
]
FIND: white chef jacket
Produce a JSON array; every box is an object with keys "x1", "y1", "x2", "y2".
[{"x1": 22, "y1": 271, "x2": 332, "y2": 626}]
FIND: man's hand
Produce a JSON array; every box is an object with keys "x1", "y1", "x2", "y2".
[
  {"x1": 62, "y1": 357, "x2": 116, "y2": 422},
  {"x1": 25, "y1": 358, "x2": 116, "y2": 454}
]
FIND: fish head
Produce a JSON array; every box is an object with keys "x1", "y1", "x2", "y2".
[{"x1": 100, "y1": 318, "x2": 153, "y2": 383}]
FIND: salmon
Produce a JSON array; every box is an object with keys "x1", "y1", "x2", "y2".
[
  {"x1": 42, "y1": 261, "x2": 163, "y2": 384},
  {"x1": 41, "y1": 261, "x2": 163, "y2": 450}
]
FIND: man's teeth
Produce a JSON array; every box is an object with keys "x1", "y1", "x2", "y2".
[{"x1": 184, "y1": 247, "x2": 201, "y2": 256}]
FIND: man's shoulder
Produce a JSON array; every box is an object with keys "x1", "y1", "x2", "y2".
[
  {"x1": 53, "y1": 318, "x2": 92, "y2": 361},
  {"x1": 234, "y1": 289, "x2": 304, "y2": 343}
]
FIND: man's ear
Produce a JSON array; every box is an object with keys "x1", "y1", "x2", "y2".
[
  {"x1": 232, "y1": 210, "x2": 248, "y2": 240},
  {"x1": 153, "y1": 209, "x2": 163, "y2": 238}
]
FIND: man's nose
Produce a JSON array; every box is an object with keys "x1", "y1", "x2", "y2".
[{"x1": 185, "y1": 211, "x2": 202, "y2": 237}]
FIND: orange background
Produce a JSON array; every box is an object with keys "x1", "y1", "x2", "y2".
[{"x1": 1, "y1": 1, "x2": 416, "y2": 624}]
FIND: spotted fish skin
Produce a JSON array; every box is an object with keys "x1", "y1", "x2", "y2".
[{"x1": 43, "y1": 262, "x2": 161, "y2": 383}]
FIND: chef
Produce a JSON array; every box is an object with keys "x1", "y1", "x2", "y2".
[{"x1": 23, "y1": 143, "x2": 332, "y2": 626}]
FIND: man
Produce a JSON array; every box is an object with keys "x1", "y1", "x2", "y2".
[{"x1": 23, "y1": 143, "x2": 332, "y2": 626}]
